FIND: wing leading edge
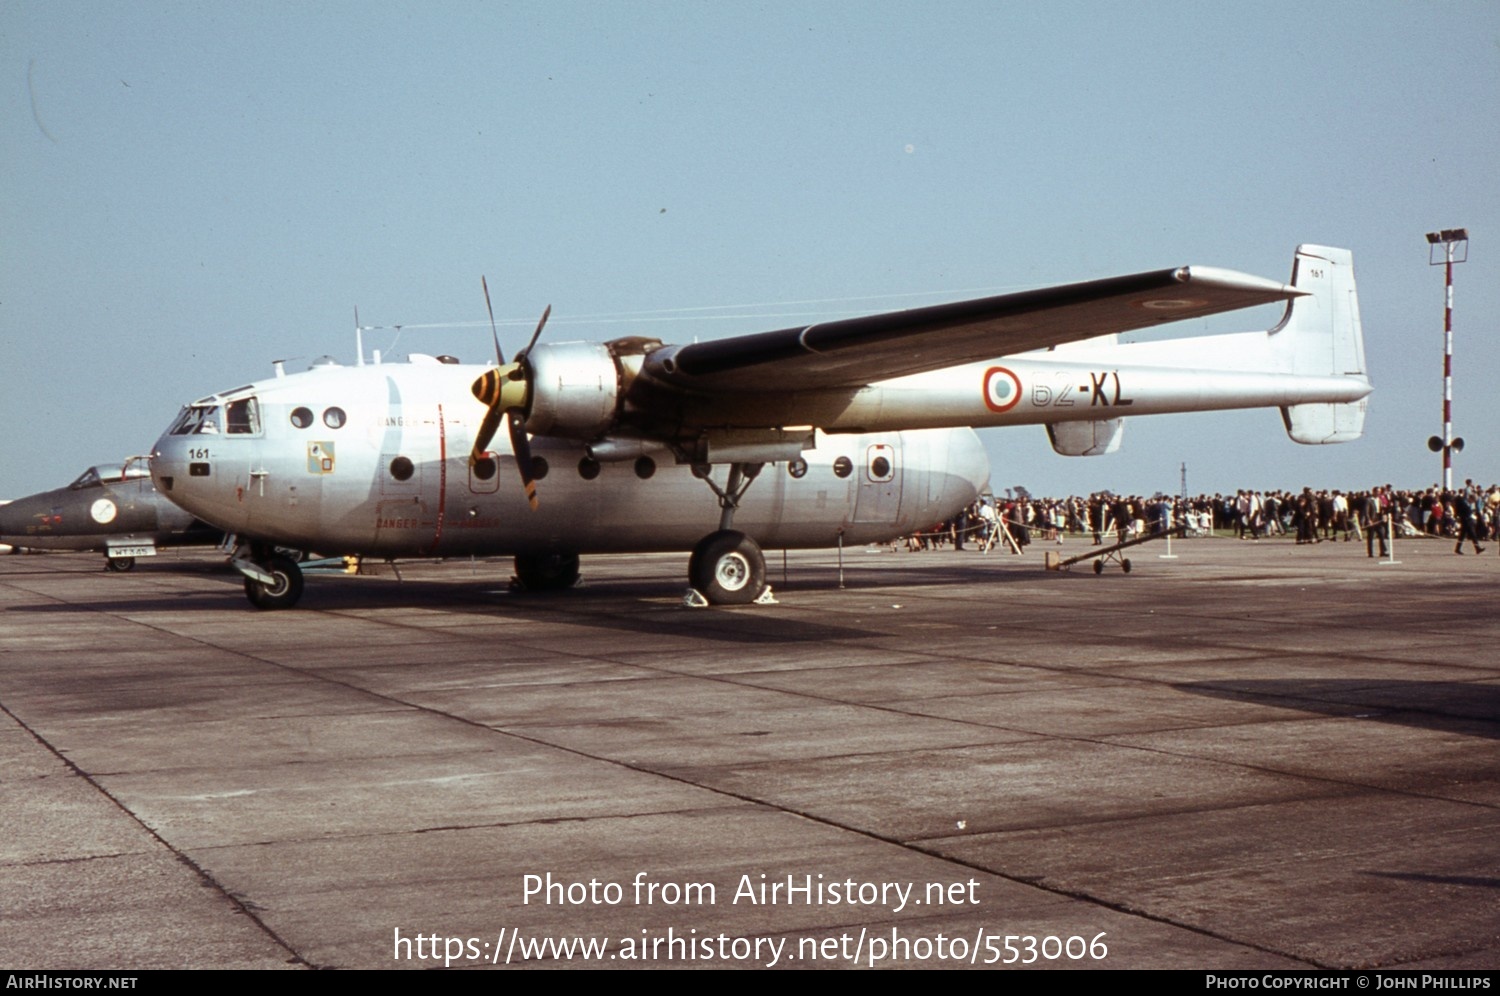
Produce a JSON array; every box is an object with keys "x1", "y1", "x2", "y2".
[{"x1": 642, "y1": 265, "x2": 1304, "y2": 393}]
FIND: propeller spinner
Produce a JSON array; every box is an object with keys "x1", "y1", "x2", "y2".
[{"x1": 470, "y1": 278, "x2": 549, "y2": 511}]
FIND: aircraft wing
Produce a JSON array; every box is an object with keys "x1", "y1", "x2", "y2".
[{"x1": 645, "y1": 265, "x2": 1304, "y2": 391}]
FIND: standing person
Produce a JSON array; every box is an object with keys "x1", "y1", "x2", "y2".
[
  {"x1": 1263, "y1": 492, "x2": 1283, "y2": 536},
  {"x1": 1331, "y1": 491, "x2": 1352, "y2": 541},
  {"x1": 976, "y1": 500, "x2": 998, "y2": 553},
  {"x1": 1294, "y1": 489, "x2": 1317, "y2": 545},
  {"x1": 1486, "y1": 485, "x2": 1500, "y2": 552},
  {"x1": 1452, "y1": 490, "x2": 1486, "y2": 555},
  {"x1": 1362, "y1": 488, "x2": 1389, "y2": 559}
]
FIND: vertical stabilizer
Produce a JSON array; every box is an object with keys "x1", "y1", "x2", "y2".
[{"x1": 1272, "y1": 245, "x2": 1370, "y2": 443}]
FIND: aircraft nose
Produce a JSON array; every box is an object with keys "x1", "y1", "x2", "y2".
[
  {"x1": 149, "y1": 432, "x2": 190, "y2": 501},
  {"x1": 0, "y1": 498, "x2": 24, "y2": 540},
  {"x1": 0, "y1": 493, "x2": 50, "y2": 545}
]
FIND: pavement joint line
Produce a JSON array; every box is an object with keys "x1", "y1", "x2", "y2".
[{"x1": 0, "y1": 698, "x2": 316, "y2": 969}]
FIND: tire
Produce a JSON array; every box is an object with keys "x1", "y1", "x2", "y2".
[
  {"x1": 688, "y1": 530, "x2": 766, "y2": 605},
  {"x1": 244, "y1": 553, "x2": 304, "y2": 610},
  {"x1": 1121, "y1": 558, "x2": 1132, "y2": 574},
  {"x1": 1092, "y1": 559, "x2": 1103, "y2": 575},
  {"x1": 106, "y1": 557, "x2": 135, "y2": 572},
  {"x1": 514, "y1": 551, "x2": 581, "y2": 591}
]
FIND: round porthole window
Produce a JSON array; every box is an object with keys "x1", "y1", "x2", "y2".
[
  {"x1": 389, "y1": 456, "x2": 414, "y2": 481},
  {"x1": 578, "y1": 457, "x2": 601, "y2": 481},
  {"x1": 832, "y1": 456, "x2": 853, "y2": 478},
  {"x1": 323, "y1": 407, "x2": 347, "y2": 429},
  {"x1": 531, "y1": 456, "x2": 549, "y2": 480},
  {"x1": 290, "y1": 407, "x2": 313, "y2": 428},
  {"x1": 788, "y1": 458, "x2": 808, "y2": 479},
  {"x1": 473, "y1": 456, "x2": 497, "y2": 481}
]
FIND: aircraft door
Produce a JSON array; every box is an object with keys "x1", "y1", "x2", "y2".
[
  {"x1": 375, "y1": 450, "x2": 432, "y2": 548},
  {"x1": 851, "y1": 440, "x2": 902, "y2": 524}
]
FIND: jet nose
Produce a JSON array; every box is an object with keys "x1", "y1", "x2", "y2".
[
  {"x1": 0, "y1": 498, "x2": 23, "y2": 542},
  {"x1": 0, "y1": 493, "x2": 52, "y2": 547}
]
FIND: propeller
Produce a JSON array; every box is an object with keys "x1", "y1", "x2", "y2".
[{"x1": 471, "y1": 278, "x2": 549, "y2": 511}]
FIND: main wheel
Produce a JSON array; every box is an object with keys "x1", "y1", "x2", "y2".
[
  {"x1": 688, "y1": 530, "x2": 766, "y2": 605},
  {"x1": 514, "y1": 551, "x2": 581, "y2": 591},
  {"x1": 106, "y1": 556, "x2": 135, "y2": 572},
  {"x1": 244, "y1": 553, "x2": 305, "y2": 610}
]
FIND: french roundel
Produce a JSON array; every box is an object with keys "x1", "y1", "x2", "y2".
[{"x1": 983, "y1": 366, "x2": 1022, "y2": 413}]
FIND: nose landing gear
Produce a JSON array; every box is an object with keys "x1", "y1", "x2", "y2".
[{"x1": 234, "y1": 546, "x2": 305, "y2": 610}]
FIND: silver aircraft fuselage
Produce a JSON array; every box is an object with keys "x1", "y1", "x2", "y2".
[{"x1": 149, "y1": 357, "x2": 990, "y2": 558}]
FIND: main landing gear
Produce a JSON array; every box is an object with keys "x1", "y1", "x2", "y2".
[
  {"x1": 685, "y1": 462, "x2": 776, "y2": 607},
  {"x1": 513, "y1": 551, "x2": 581, "y2": 591},
  {"x1": 234, "y1": 545, "x2": 305, "y2": 610}
]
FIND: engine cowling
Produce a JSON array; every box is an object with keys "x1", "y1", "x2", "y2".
[{"x1": 523, "y1": 342, "x2": 622, "y2": 439}]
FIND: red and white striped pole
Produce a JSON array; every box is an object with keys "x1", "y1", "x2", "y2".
[
  {"x1": 1426, "y1": 229, "x2": 1468, "y2": 491},
  {"x1": 1443, "y1": 243, "x2": 1454, "y2": 490}
]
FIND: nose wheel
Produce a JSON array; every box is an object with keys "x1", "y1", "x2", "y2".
[{"x1": 239, "y1": 551, "x2": 305, "y2": 610}]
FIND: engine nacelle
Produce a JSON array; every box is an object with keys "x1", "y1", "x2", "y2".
[{"x1": 524, "y1": 342, "x2": 623, "y2": 439}]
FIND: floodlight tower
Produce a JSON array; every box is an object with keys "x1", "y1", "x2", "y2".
[{"x1": 1425, "y1": 228, "x2": 1469, "y2": 490}]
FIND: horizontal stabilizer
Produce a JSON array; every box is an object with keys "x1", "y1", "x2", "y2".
[
  {"x1": 1046, "y1": 418, "x2": 1125, "y2": 456},
  {"x1": 1281, "y1": 399, "x2": 1368, "y2": 445}
]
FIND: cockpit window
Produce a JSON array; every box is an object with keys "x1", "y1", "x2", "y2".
[
  {"x1": 169, "y1": 404, "x2": 221, "y2": 435},
  {"x1": 225, "y1": 397, "x2": 261, "y2": 435},
  {"x1": 68, "y1": 467, "x2": 105, "y2": 489}
]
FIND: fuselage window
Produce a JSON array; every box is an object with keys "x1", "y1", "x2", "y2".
[
  {"x1": 832, "y1": 456, "x2": 853, "y2": 478},
  {"x1": 389, "y1": 456, "x2": 415, "y2": 482},
  {"x1": 225, "y1": 397, "x2": 261, "y2": 435},
  {"x1": 870, "y1": 456, "x2": 891, "y2": 479},
  {"x1": 290, "y1": 407, "x2": 313, "y2": 428},
  {"x1": 634, "y1": 456, "x2": 655, "y2": 480},
  {"x1": 531, "y1": 456, "x2": 549, "y2": 481},
  {"x1": 578, "y1": 457, "x2": 601, "y2": 481},
  {"x1": 787, "y1": 458, "x2": 808, "y2": 479},
  {"x1": 472, "y1": 456, "x2": 497, "y2": 481},
  {"x1": 323, "y1": 407, "x2": 347, "y2": 429}
]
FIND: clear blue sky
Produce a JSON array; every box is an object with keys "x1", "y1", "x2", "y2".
[{"x1": 4, "y1": 1, "x2": 1497, "y2": 499}]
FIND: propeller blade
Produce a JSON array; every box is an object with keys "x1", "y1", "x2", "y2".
[
  {"x1": 508, "y1": 410, "x2": 539, "y2": 510},
  {"x1": 471, "y1": 403, "x2": 503, "y2": 465},
  {"x1": 516, "y1": 304, "x2": 551, "y2": 362},
  {"x1": 482, "y1": 276, "x2": 505, "y2": 366}
]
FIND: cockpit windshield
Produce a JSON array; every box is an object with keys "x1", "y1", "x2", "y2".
[
  {"x1": 66, "y1": 463, "x2": 147, "y2": 489},
  {"x1": 68, "y1": 467, "x2": 109, "y2": 489},
  {"x1": 169, "y1": 404, "x2": 222, "y2": 435}
]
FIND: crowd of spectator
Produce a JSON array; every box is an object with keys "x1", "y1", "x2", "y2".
[{"x1": 903, "y1": 480, "x2": 1500, "y2": 558}]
